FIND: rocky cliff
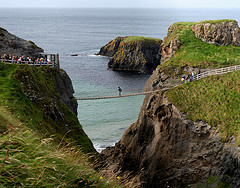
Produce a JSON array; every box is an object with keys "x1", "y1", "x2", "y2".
[
  {"x1": 97, "y1": 36, "x2": 162, "y2": 73},
  {"x1": 193, "y1": 20, "x2": 240, "y2": 47},
  {"x1": 100, "y1": 20, "x2": 240, "y2": 187},
  {"x1": 101, "y1": 91, "x2": 240, "y2": 187},
  {"x1": 0, "y1": 27, "x2": 43, "y2": 57},
  {"x1": 14, "y1": 65, "x2": 94, "y2": 153}
]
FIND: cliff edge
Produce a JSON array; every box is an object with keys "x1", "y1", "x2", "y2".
[{"x1": 101, "y1": 20, "x2": 240, "y2": 187}]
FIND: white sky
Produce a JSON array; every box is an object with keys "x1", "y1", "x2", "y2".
[{"x1": 0, "y1": 0, "x2": 239, "y2": 8}]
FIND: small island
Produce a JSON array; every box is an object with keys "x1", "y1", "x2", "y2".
[{"x1": 97, "y1": 36, "x2": 162, "y2": 73}]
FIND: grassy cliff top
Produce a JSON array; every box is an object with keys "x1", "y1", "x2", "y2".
[
  {"x1": 123, "y1": 36, "x2": 162, "y2": 43},
  {"x1": 198, "y1": 19, "x2": 237, "y2": 24},
  {"x1": 161, "y1": 20, "x2": 240, "y2": 70},
  {"x1": 0, "y1": 63, "x2": 122, "y2": 187},
  {"x1": 0, "y1": 63, "x2": 94, "y2": 153},
  {"x1": 166, "y1": 70, "x2": 240, "y2": 145}
]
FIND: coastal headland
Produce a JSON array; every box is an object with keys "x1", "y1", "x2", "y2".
[
  {"x1": 0, "y1": 19, "x2": 240, "y2": 187},
  {"x1": 101, "y1": 19, "x2": 240, "y2": 187}
]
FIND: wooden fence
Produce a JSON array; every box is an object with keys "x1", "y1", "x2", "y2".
[
  {"x1": 0, "y1": 53, "x2": 60, "y2": 69},
  {"x1": 186, "y1": 65, "x2": 240, "y2": 82}
]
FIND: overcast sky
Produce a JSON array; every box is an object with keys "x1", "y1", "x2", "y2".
[{"x1": 1, "y1": 0, "x2": 239, "y2": 8}]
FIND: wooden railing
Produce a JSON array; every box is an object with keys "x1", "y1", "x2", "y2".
[
  {"x1": 0, "y1": 53, "x2": 60, "y2": 69},
  {"x1": 186, "y1": 65, "x2": 240, "y2": 82},
  {"x1": 0, "y1": 59, "x2": 55, "y2": 67}
]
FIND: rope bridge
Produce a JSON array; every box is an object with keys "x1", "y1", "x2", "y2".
[
  {"x1": 76, "y1": 90, "x2": 167, "y2": 101},
  {"x1": 76, "y1": 64, "x2": 240, "y2": 101}
]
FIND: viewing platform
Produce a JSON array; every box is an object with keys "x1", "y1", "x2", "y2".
[{"x1": 0, "y1": 53, "x2": 60, "y2": 69}]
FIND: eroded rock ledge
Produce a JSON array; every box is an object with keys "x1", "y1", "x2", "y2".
[
  {"x1": 101, "y1": 92, "x2": 240, "y2": 187},
  {"x1": 193, "y1": 20, "x2": 240, "y2": 47}
]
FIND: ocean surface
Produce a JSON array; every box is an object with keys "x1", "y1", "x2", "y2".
[{"x1": 0, "y1": 8, "x2": 239, "y2": 152}]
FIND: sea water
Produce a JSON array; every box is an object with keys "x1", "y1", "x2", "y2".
[{"x1": 0, "y1": 8, "x2": 239, "y2": 152}]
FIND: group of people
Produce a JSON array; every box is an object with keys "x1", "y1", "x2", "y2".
[
  {"x1": 181, "y1": 70, "x2": 201, "y2": 84},
  {"x1": 0, "y1": 54, "x2": 52, "y2": 65}
]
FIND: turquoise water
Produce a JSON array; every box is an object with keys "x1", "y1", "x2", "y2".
[{"x1": 0, "y1": 8, "x2": 239, "y2": 152}]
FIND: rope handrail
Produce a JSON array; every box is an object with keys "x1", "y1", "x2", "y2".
[
  {"x1": 77, "y1": 64, "x2": 240, "y2": 101},
  {"x1": 76, "y1": 89, "x2": 169, "y2": 101}
]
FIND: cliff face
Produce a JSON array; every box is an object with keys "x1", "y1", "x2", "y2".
[
  {"x1": 101, "y1": 92, "x2": 240, "y2": 187},
  {"x1": 193, "y1": 20, "x2": 240, "y2": 47},
  {"x1": 53, "y1": 70, "x2": 78, "y2": 116},
  {"x1": 97, "y1": 36, "x2": 162, "y2": 73},
  {"x1": 0, "y1": 27, "x2": 43, "y2": 57},
  {"x1": 160, "y1": 25, "x2": 181, "y2": 64},
  {"x1": 14, "y1": 65, "x2": 95, "y2": 153},
  {"x1": 101, "y1": 20, "x2": 240, "y2": 187}
]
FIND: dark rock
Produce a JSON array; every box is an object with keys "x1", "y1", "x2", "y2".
[
  {"x1": 0, "y1": 27, "x2": 43, "y2": 57},
  {"x1": 101, "y1": 92, "x2": 240, "y2": 187},
  {"x1": 54, "y1": 69, "x2": 78, "y2": 116},
  {"x1": 97, "y1": 36, "x2": 162, "y2": 73}
]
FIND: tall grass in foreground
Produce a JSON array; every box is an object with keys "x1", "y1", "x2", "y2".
[
  {"x1": 166, "y1": 71, "x2": 240, "y2": 145},
  {"x1": 0, "y1": 106, "x2": 122, "y2": 187}
]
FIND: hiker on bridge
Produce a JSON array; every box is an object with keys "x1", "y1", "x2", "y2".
[{"x1": 118, "y1": 87, "x2": 122, "y2": 96}]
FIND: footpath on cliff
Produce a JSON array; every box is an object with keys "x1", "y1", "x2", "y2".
[{"x1": 100, "y1": 20, "x2": 240, "y2": 188}]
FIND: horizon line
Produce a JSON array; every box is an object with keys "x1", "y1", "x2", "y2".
[{"x1": 0, "y1": 7, "x2": 240, "y2": 9}]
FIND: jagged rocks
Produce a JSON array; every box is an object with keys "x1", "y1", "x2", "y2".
[
  {"x1": 101, "y1": 92, "x2": 240, "y2": 187},
  {"x1": 0, "y1": 27, "x2": 43, "y2": 57},
  {"x1": 192, "y1": 20, "x2": 240, "y2": 47},
  {"x1": 97, "y1": 36, "x2": 162, "y2": 73}
]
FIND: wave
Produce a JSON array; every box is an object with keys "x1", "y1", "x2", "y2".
[{"x1": 94, "y1": 142, "x2": 115, "y2": 153}]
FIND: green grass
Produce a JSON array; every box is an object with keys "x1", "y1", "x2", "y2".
[
  {"x1": 166, "y1": 70, "x2": 240, "y2": 145},
  {"x1": 0, "y1": 107, "x2": 122, "y2": 187},
  {"x1": 198, "y1": 19, "x2": 237, "y2": 24},
  {"x1": 123, "y1": 36, "x2": 162, "y2": 44},
  {"x1": 161, "y1": 20, "x2": 240, "y2": 71},
  {"x1": 0, "y1": 63, "x2": 122, "y2": 187},
  {"x1": 0, "y1": 63, "x2": 94, "y2": 153}
]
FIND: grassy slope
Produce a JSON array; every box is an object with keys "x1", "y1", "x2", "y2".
[
  {"x1": 0, "y1": 106, "x2": 121, "y2": 187},
  {"x1": 166, "y1": 70, "x2": 240, "y2": 145},
  {"x1": 162, "y1": 20, "x2": 240, "y2": 70},
  {"x1": 1, "y1": 63, "x2": 94, "y2": 153},
  {"x1": 0, "y1": 63, "x2": 122, "y2": 187},
  {"x1": 162, "y1": 20, "x2": 240, "y2": 145}
]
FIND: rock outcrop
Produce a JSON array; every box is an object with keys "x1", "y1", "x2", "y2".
[
  {"x1": 14, "y1": 65, "x2": 95, "y2": 153},
  {"x1": 101, "y1": 20, "x2": 240, "y2": 187},
  {"x1": 160, "y1": 25, "x2": 181, "y2": 64},
  {"x1": 193, "y1": 20, "x2": 240, "y2": 47},
  {"x1": 0, "y1": 27, "x2": 43, "y2": 57},
  {"x1": 97, "y1": 36, "x2": 162, "y2": 73},
  {"x1": 101, "y1": 92, "x2": 240, "y2": 187},
  {"x1": 53, "y1": 70, "x2": 78, "y2": 116}
]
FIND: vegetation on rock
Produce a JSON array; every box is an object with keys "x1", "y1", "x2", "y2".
[
  {"x1": 161, "y1": 20, "x2": 240, "y2": 70},
  {"x1": 98, "y1": 36, "x2": 162, "y2": 73},
  {"x1": 0, "y1": 63, "x2": 122, "y2": 187},
  {"x1": 166, "y1": 70, "x2": 240, "y2": 145}
]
